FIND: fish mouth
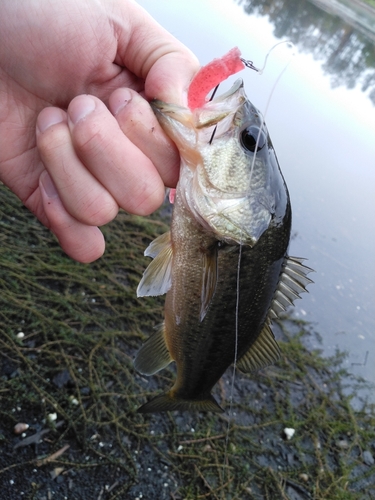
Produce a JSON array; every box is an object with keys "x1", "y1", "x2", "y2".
[
  {"x1": 208, "y1": 78, "x2": 244, "y2": 104},
  {"x1": 194, "y1": 79, "x2": 246, "y2": 129},
  {"x1": 151, "y1": 79, "x2": 247, "y2": 131}
]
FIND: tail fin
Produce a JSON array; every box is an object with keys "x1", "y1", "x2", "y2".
[{"x1": 137, "y1": 392, "x2": 223, "y2": 413}]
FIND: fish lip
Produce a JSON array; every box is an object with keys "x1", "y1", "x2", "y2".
[
  {"x1": 150, "y1": 79, "x2": 249, "y2": 138},
  {"x1": 150, "y1": 99, "x2": 185, "y2": 114},
  {"x1": 150, "y1": 79, "x2": 245, "y2": 112}
]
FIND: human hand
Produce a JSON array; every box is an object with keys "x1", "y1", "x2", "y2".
[{"x1": 0, "y1": 0, "x2": 199, "y2": 262}]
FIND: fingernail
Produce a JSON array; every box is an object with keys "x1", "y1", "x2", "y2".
[
  {"x1": 109, "y1": 88, "x2": 132, "y2": 116},
  {"x1": 68, "y1": 95, "x2": 96, "y2": 124},
  {"x1": 37, "y1": 108, "x2": 66, "y2": 134},
  {"x1": 40, "y1": 171, "x2": 59, "y2": 199}
]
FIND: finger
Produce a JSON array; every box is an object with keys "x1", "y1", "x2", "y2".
[
  {"x1": 36, "y1": 107, "x2": 119, "y2": 226},
  {"x1": 68, "y1": 94, "x2": 165, "y2": 215},
  {"x1": 109, "y1": 88, "x2": 180, "y2": 188},
  {"x1": 39, "y1": 171, "x2": 105, "y2": 263},
  {"x1": 116, "y1": 2, "x2": 200, "y2": 105}
]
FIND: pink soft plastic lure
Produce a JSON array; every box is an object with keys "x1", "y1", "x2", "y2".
[
  {"x1": 168, "y1": 48, "x2": 244, "y2": 204},
  {"x1": 187, "y1": 47, "x2": 244, "y2": 110}
]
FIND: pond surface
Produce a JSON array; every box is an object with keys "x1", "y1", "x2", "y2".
[{"x1": 138, "y1": 0, "x2": 375, "y2": 398}]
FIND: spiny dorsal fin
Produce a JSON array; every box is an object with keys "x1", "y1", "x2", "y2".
[
  {"x1": 134, "y1": 324, "x2": 172, "y2": 376},
  {"x1": 237, "y1": 323, "x2": 280, "y2": 373},
  {"x1": 200, "y1": 244, "x2": 218, "y2": 321},
  {"x1": 268, "y1": 256, "x2": 314, "y2": 320},
  {"x1": 137, "y1": 231, "x2": 173, "y2": 297}
]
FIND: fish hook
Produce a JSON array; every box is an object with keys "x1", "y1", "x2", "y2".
[
  {"x1": 208, "y1": 57, "x2": 259, "y2": 146},
  {"x1": 208, "y1": 85, "x2": 220, "y2": 145},
  {"x1": 240, "y1": 58, "x2": 259, "y2": 72}
]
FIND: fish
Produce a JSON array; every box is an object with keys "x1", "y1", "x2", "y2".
[{"x1": 135, "y1": 78, "x2": 313, "y2": 413}]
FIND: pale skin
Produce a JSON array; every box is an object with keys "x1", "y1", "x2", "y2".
[{"x1": 0, "y1": 0, "x2": 199, "y2": 263}]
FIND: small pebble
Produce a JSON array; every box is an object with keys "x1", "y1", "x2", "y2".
[
  {"x1": 283, "y1": 427, "x2": 295, "y2": 440},
  {"x1": 299, "y1": 473, "x2": 309, "y2": 482},
  {"x1": 14, "y1": 423, "x2": 29, "y2": 435},
  {"x1": 336, "y1": 439, "x2": 349, "y2": 450},
  {"x1": 363, "y1": 450, "x2": 374, "y2": 466}
]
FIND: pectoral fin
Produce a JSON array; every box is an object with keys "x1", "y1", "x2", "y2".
[
  {"x1": 200, "y1": 245, "x2": 218, "y2": 321},
  {"x1": 134, "y1": 324, "x2": 172, "y2": 376},
  {"x1": 144, "y1": 231, "x2": 171, "y2": 259},
  {"x1": 137, "y1": 232, "x2": 173, "y2": 297},
  {"x1": 237, "y1": 323, "x2": 280, "y2": 373}
]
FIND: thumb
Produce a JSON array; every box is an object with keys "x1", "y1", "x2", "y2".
[
  {"x1": 116, "y1": 2, "x2": 200, "y2": 105},
  {"x1": 145, "y1": 50, "x2": 200, "y2": 106}
]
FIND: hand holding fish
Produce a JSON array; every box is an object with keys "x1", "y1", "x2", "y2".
[{"x1": 0, "y1": 0, "x2": 199, "y2": 263}]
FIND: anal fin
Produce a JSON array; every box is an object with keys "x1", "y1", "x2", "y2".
[
  {"x1": 134, "y1": 324, "x2": 172, "y2": 376},
  {"x1": 237, "y1": 323, "x2": 280, "y2": 373}
]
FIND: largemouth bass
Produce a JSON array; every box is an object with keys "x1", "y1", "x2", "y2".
[{"x1": 135, "y1": 79, "x2": 312, "y2": 413}]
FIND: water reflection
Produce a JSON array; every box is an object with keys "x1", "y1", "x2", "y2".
[{"x1": 238, "y1": 0, "x2": 375, "y2": 104}]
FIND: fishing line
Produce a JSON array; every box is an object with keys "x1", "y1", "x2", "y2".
[
  {"x1": 246, "y1": 41, "x2": 296, "y2": 189},
  {"x1": 222, "y1": 41, "x2": 296, "y2": 482},
  {"x1": 223, "y1": 234, "x2": 243, "y2": 479},
  {"x1": 242, "y1": 40, "x2": 295, "y2": 75}
]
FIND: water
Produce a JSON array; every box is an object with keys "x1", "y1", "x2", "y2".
[{"x1": 137, "y1": 0, "x2": 375, "y2": 397}]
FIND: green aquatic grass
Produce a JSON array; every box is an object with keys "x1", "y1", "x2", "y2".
[{"x1": 0, "y1": 184, "x2": 374, "y2": 499}]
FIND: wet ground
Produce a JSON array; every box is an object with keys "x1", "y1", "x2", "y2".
[{"x1": 0, "y1": 184, "x2": 374, "y2": 499}]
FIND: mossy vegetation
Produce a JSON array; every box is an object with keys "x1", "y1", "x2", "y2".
[{"x1": 0, "y1": 183, "x2": 374, "y2": 499}]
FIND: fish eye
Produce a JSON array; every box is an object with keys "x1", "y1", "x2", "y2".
[{"x1": 240, "y1": 126, "x2": 266, "y2": 153}]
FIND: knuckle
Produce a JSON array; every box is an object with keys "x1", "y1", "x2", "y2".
[
  {"x1": 72, "y1": 119, "x2": 107, "y2": 158},
  {"x1": 74, "y1": 192, "x2": 118, "y2": 226},
  {"x1": 128, "y1": 184, "x2": 165, "y2": 216},
  {"x1": 37, "y1": 125, "x2": 69, "y2": 159}
]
